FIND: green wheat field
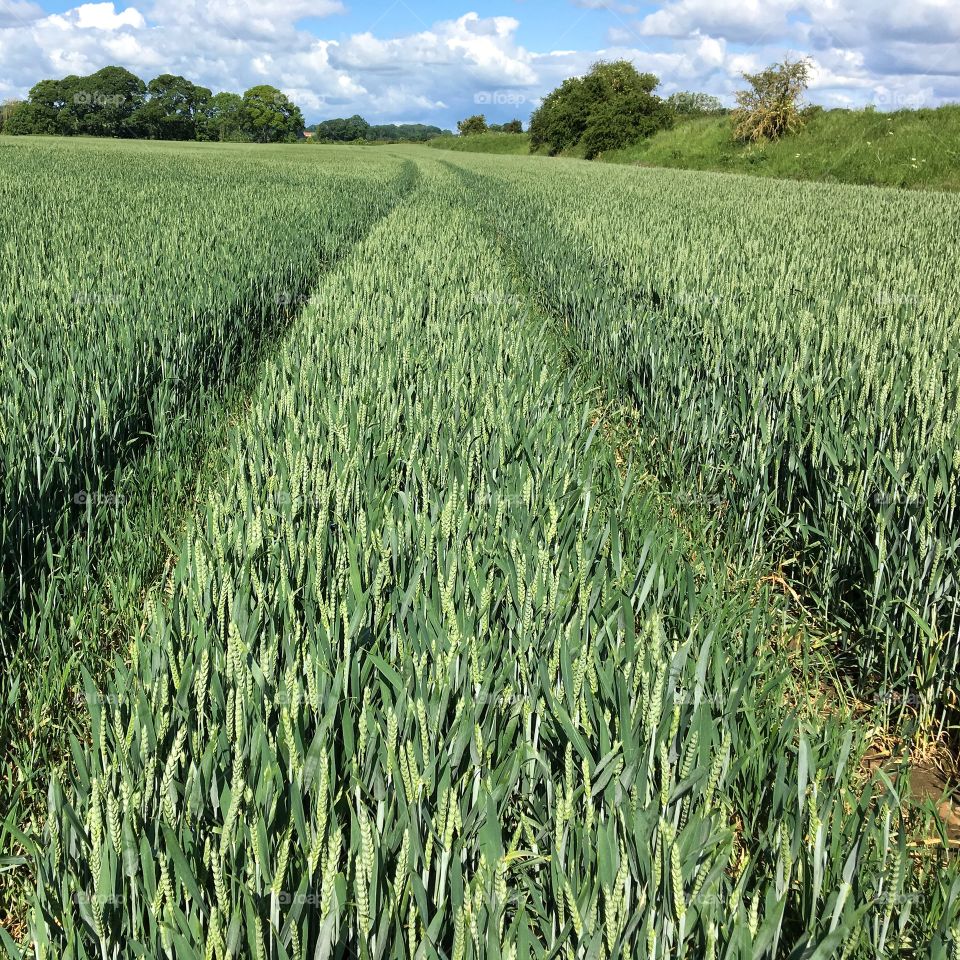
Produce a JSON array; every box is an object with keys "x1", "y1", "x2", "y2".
[{"x1": 1, "y1": 136, "x2": 958, "y2": 958}]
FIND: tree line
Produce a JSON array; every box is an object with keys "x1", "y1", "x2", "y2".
[
  {"x1": 308, "y1": 115, "x2": 450, "y2": 143},
  {"x1": 0, "y1": 66, "x2": 305, "y2": 142},
  {"x1": 455, "y1": 117, "x2": 524, "y2": 135}
]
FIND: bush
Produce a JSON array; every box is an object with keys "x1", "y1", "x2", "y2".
[
  {"x1": 666, "y1": 91, "x2": 725, "y2": 116},
  {"x1": 581, "y1": 92, "x2": 673, "y2": 159},
  {"x1": 529, "y1": 61, "x2": 672, "y2": 158},
  {"x1": 457, "y1": 114, "x2": 488, "y2": 136},
  {"x1": 0, "y1": 99, "x2": 22, "y2": 134},
  {"x1": 734, "y1": 58, "x2": 811, "y2": 142},
  {"x1": 2, "y1": 102, "x2": 57, "y2": 135}
]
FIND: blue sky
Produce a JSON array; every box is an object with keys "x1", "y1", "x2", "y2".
[{"x1": 1, "y1": 0, "x2": 958, "y2": 126}]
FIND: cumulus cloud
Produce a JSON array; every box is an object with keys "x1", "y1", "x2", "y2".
[
  {"x1": 636, "y1": 0, "x2": 794, "y2": 44},
  {"x1": 73, "y1": 3, "x2": 146, "y2": 30}
]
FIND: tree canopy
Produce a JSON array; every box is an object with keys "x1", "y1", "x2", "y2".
[
  {"x1": 488, "y1": 119, "x2": 524, "y2": 133},
  {"x1": 457, "y1": 115, "x2": 488, "y2": 136},
  {"x1": 308, "y1": 115, "x2": 448, "y2": 143},
  {"x1": 2, "y1": 67, "x2": 306, "y2": 143},
  {"x1": 134, "y1": 74, "x2": 212, "y2": 141},
  {"x1": 666, "y1": 91, "x2": 726, "y2": 115},
  {"x1": 529, "y1": 61, "x2": 673, "y2": 159},
  {"x1": 201, "y1": 92, "x2": 246, "y2": 142},
  {"x1": 241, "y1": 86, "x2": 304, "y2": 144}
]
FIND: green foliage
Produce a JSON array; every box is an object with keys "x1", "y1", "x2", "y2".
[
  {"x1": 310, "y1": 115, "x2": 447, "y2": 143},
  {"x1": 666, "y1": 91, "x2": 725, "y2": 116},
  {"x1": 457, "y1": 114, "x2": 489, "y2": 136},
  {"x1": 0, "y1": 139, "x2": 415, "y2": 934},
  {"x1": 0, "y1": 99, "x2": 23, "y2": 133},
  {"x1": 6, "y1": 67, "x2": 147, "y2": 137},
  {"x1": 313, "y1": 113, "x2": 371, "y2": 141},
  {"x1": 201, "y1": 92, "x2": 246, "y2": 142},
  {"x1": 529, "y1": 61, "x2": 672, "y2": 159},
  {"x1": 488, "y1": 119, "x2": 524, "y2": 134},
  {"x1": 133, "y1": 74, "x2": 212, "y2": 140},
  {"x1": 241, "y1": 85, "x2": 305, "y2": 143},
  {"x1": 451, "y1": 149, "x2": 960, "y2": 735},
  {"x1": 363, "y1": 122, "x2": 449, "y2": 142},
  {"x1": 734, "y1": 57, "x2": 812, "y2": 142},
  {"x1": 2, "y1": 101, "x2": 51, "y2": 135},
  {"x1": 528, "y1": 76, "x2": 591, "y2": 154}
]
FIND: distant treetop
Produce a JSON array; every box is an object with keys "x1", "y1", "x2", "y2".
[{"x1": 308, "y1": 115, "x2": 449, "y2": 143}]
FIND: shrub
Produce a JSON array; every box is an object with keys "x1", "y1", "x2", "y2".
[
  {"x1": 733, "y1": 57, "x2": 812, "y2": 142},
  {"x1": 529, "y1": 61, "x2": 672, "y2": 158},
  {"x1": 666, "y1": 91, "x2": 726, "y2": 116},
  {"x1": 457, "y1": 114, "x2": 488, "y2": 136}
]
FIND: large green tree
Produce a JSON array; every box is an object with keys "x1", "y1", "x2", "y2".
[
  {"x1": 200, "y1": 92, "x2": 247, "y2": 142},
  {"x1": 4, "y1": 68, "x2": 306, "y2": 145},
  {"x1": 529, "y1": 60, "x2": 672, "y2": 158},
  {"x1": 241, "y1": 85, "x2": 304, "y2": 143},
  {"x1": 313, "y1": 114, "x2": 371, "y2": 142},
  {"x1": 133, "y1": 74, "x2": 212, "y2": 140},
  {"x1": 71, "y1": 66, "x2": 147, "y2": 136}
]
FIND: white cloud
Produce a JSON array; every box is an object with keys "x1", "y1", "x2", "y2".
[
  {"x1": 74, "y1": 3, "x2": 145, "y2": 30},
  {"x1": 636, "y1": 0, "x2": 794, "y2": 44}
]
